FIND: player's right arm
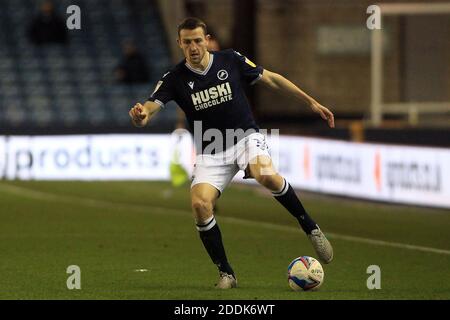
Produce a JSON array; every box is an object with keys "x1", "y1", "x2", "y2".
[
  {"x1": 129, "y1": 70, "x2": 175, "y2": 128},
  {"x1": 128, "y1": 101, "x2": 161, "y2": 128}
]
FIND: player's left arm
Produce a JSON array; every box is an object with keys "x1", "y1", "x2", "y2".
[{"x1": 258, "y1": 69, "x2": 335, "y2": 128}]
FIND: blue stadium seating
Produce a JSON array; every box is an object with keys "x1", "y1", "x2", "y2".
[{"x1": 0, "y1": 0, "x2": 175, "y2": 131}]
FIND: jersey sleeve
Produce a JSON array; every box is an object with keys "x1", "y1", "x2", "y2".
[
  {"x1": 147, "y1": 71, "x2": 175, "y2": 108},
  {"x1": 232, "y1": 50, "x2": 264, "y2": 85}
]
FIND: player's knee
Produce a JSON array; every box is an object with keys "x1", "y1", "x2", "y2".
[
  {"x1": 191, "y1": 197, "x2": 213, "y2": 215},
  {"x1": 256, "y1": 172, "x2": 279, "y2": 190},
  {"x1": 192, "y1": 198, "x2": 214, "y2": 225}
]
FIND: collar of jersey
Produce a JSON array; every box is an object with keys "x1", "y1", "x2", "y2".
[{"x1": 185, "y1": 53, "x2": 214, "y2": 75}]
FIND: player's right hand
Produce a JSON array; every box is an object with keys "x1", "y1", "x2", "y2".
[{"x1": 129, "y1": 103, "x2": 148, "y2": 127}]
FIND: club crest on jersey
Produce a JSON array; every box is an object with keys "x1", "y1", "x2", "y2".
[
  {"x1": 217, "y1": 70, "x2": 228, "y2": 80},
  {"x1": 188, "y1": 81, "x2": 194, "y2": 89}
]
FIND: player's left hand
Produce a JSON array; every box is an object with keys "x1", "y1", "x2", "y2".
[{"x1": 310, "y1": 101, "x2": 335, "y2": 128}]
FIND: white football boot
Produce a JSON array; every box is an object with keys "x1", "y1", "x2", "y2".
[
  {"x1": 215, "y1": 272, "x2": 237, "y2": 289},
  {"x1": 308, "y1": 226, "x2": 334, "y2": 264}
]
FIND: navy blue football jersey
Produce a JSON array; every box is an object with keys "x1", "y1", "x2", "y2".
[{"x1": 148, "y1": 49, "x2": 264, "y2": 153}]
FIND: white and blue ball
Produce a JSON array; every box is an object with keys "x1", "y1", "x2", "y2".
[{"x1": 287, "y1": 256, "x2": 324, "y2": 291}]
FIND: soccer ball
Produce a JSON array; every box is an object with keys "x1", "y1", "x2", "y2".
[{"x1": 287, "y1": 256, "x2": 324, "y2": 291}]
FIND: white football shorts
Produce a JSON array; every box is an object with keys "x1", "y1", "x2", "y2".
[{"x1": 191, "y1": 132, "x2": 271, "y2": 194}]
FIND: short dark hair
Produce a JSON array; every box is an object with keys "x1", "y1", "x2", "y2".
[{"x1": 177, "y1": 17, "x2": 207, "y2": 37}]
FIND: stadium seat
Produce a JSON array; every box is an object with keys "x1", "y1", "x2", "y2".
[{"x1": 0, "y1": 0, "x2": 174, "y2": 130}]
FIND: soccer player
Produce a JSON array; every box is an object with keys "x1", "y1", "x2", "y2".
[{"x1": 129, "y1": 18, "x2": 334, "y2": 289}]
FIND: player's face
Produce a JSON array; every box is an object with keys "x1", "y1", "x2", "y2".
[{"x1": 178, "y1": 27, "x2": 210, "y2": 65}]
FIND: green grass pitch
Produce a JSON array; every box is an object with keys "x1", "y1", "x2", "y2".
[{"x1": 0, "y1": 180, "x2": 449, "y2": 299}]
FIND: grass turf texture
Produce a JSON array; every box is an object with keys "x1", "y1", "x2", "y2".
[{"x1": 0, "y1": 180, "x2": 449, "y2": 299}]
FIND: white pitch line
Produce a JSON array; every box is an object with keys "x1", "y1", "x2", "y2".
[
  {"x1": 324, "y1": 233, "x2": 450, "y2": 256},
  {"x1": 1, "y1": 183, "x2": 450, "y2": 256}
]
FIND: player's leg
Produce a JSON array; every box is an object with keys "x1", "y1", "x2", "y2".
[
  {"x1": 246, "y1": 155, "x2": 318, "y2": 234},
  {"x1": 239, "y1": 133, "x2": 333, "y2": 263},
  {"x1": 247, "y1": 155, "x2": 333, "y2": 264},
  {"x1": 239, "y1": 134, "x2": 317, "y2": 233},
  {"x1": 191, "y1": 161, "x2": 239, "y2": 288}
]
